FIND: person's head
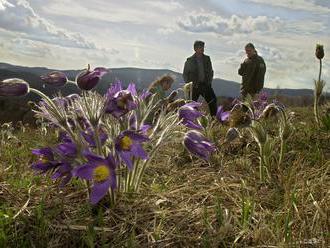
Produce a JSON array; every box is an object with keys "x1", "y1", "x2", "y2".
[
  {"x1": 194, "y1": 40, "x2": 205, "y2": 56},
  {"x1": 245, "y1": 43, "x2": 256, "y2": 58},
  {"x1": 149, "y1": 74, "x2": 174, "y2": 91}
]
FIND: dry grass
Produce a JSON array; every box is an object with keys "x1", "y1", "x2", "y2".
[{"x1": 0, "y1": 107, "x2": 329, "y2": 247}]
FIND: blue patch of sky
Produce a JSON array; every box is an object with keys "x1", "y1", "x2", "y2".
[{"x1": 208, "y1": 0, "x2": 323, "y2": 21}]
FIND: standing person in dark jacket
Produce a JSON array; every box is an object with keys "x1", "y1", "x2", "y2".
[
  {"x1": 183, "y1": 40, "x2": 217, "y2": 116},
  {"x1": 238, "y1": 43, "x2": 266, "y2": 99}
]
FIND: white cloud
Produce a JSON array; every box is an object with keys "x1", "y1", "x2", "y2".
[
  {"x1": 0, "y1": 0, "x2": 13, "y2": 10},
  {"x1": 145, "y1": 0, "x2": 183, "y2": 11},
  {"x1": 0, "y1": 0, "x2": 96, "y2": 49},
  {"x1": 176, "y1": 11, "x2": 282, "y2": 35},
  {"x1": 247, "y1": 0, "x2": 330, "y2": 13}
]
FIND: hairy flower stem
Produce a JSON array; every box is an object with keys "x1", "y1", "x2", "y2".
[
  {"x1": 134, "y1": 143, "x2": 162, "y2": 192},
  {"x1": 259, "y1": 146, "x2": 265, "y2": 183},
  {"x1": 278, "y1": 138, "x2": 285, "y2": 168},
  {"x1": 93, "y1": 126, "x2": 102, "y2": 155},
  {"x1": 30, "y1": 88, "x2": 76, "y2": 139},
  {"x1": 314, "y1": 97, "x2": 320, "y2": 126},
  {"x1": 314, "y1": 59, "x2": 323, "y2": 127},
  {"x1": 108, "y1": 188, "x2": 115, "y2": 207},
  {"x1": 86, "y1": 180, "x2": 91, "y2": 200},
  {"x1": 319, "y1": 59, "x2": 322, "y2": 83},
  {"x1": 129, "y1": 158, "x2": 140, "y2": 192}
]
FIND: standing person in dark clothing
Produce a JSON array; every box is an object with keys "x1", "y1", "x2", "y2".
[
  {"x1": 238, "y1": 43, "x2": 266, "y2": 99},
  {"x1": 183, "y1": 40, "x2": 217, "y2": 116}
]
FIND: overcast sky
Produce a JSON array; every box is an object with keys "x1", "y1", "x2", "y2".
[{"x1": 0, "y1": 0, "x2": 329, "y2": 89}]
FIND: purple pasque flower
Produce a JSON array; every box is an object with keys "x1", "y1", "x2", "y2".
[
  {"x1": 127, "y1": 83, "x2": 137, "y2": 97},
  {"x1": 129, "y1": 113, "x2": 153, "y2": 136},
  {"x1": 140, "y1": 123, "x2": 152, "y2": 136},
  {"x1": 183, "y1": 130, "x2": 216, "y2": 161},
  {"x1": 31, "y1": 147, "x2": 58, "y2": 172},
  {"x1": 216, "y1": 105, "x2": 230, "y2": 123},
  {"x1": 140, "y1": 89, "x2": 152, "y2": 100},
  {"x1": 115, "y1": 130, "x2": 149, "y2": 170},
  {"x1": 106, "y1": 89, "x2": 138, "y2": 118},
  {"x1": 40, "y1": 71, "x2": 68, "y2": 87},
  {"x1": 51, "y1": 162, "x2": 73, "y2": 187},
  {"x1": 32, "y1": 145, "x2": 76, "y2": 187},
  {"x1": 81, "y1": 127, "x2": 108, "y2": 148},
  {"x1": 56, "y1": 141, "x2": 77, "y2": 158},
  {"x1": 74, "y1": 151, "x2": 117, "y2": 204},
  {"x1": 179, "y1": 101, "x2": 203, "y2": 130},
  {"x1": 258, "y1": 91, "x2": 268, "y2": 102},
  {"x1": 58, "y1": 131, "x2": 72, "y2": 143},
  {"x1": 0, "y1": 78, "x2": 29, "y2": 97},
  {"x1": 76, "y1": 65, "x2": 108, "y2": 91},
  {"x1": 52, "y1": 96, "x2": 69, "y2": 108}
]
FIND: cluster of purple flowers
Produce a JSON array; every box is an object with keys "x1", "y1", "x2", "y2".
[
  {"x1": 31, "y1": 82, "x2": 154, "y2": 204},
  {"x1": 2, "y1": 63, "x2": 286, "y2": 205}
]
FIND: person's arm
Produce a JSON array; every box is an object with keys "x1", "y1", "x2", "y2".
[
  {"x1": 208, "y1": 57, "x2": 214, "y2": 83},
  {"x1": 183, "y1": 59, "x2": 190, "y2": 83},
  {"x1": 238, "y1": 60, "x2": 247, "y2": 76}
]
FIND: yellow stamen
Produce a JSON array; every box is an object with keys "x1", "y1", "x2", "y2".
[
  {"x1": 120, "y1": 136, "x2": 133, "y2": 150},
  {"x1": 39, "y1": 155, "x2": 49, "y2": 164},
  {"x1": 93, "y1": 165, "x2": 110, "y2": 182}
]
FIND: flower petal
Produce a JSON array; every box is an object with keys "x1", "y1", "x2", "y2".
[
  {"x1": 119, "y1": 151, "x2": 133, "y2": 170},
  {"x1": 73, "y1": 164, "x2": 94, "y2": 180},
  {"x1": 82, "y1": 150, "x2": 104, "y2": 163},
  {"x1": 131, "y1": 144, "x2": 148, "y2": 160},
  {"x1": 90, "y1": 179, "x2": 111, "y2": 204}
]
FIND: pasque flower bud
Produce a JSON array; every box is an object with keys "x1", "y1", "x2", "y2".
[
  {"x1": 315, "y1": 44, "x2": 324, "y2": 60},
  {"x1": 40, "y1": 71, "x2": 68, "y2": 87},
  {"x1": 0, "y1": 78, "x2": 29, "y2": 96},
  {"x1": 76, "y1": 64, "x2": 108, "y2": 90}
]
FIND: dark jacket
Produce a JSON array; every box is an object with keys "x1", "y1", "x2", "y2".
[
  {"x1": 238, "y1": 54, "x2": 266, "y2": 94},
  {"x1": 183, "y1": 54, "x2": 214, "y2": 87}
]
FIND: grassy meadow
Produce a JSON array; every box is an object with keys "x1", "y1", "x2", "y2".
[{"x1": 0, "y1": 106, "x2": 329, "y2": 247}]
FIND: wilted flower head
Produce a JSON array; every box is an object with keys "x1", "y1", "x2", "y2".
[
  {"x1": 183, "y1": 130, "x2": 216, "y2": 160},
  {"x1": 229, "y1": 104, "x2": 251, "y2": 128},
  {"x1": 66, "y1": 93, "x2": 80, "y2": 102},
  {"x1": 115, "y1": 130, "x2": 149, "y2": 170},
  {"x1": 259, "y1": 103, "x2": 281, "y2": 119},
  {"x1": 168, "y1": 90, "x2": 178, "y2": 101},
  {"x1": 225, "y1": 127, "x2": 239, "y2": 142},
  {"x1": 40, "y1": 71, "x2": 68, "y2": 87},
  {"x1": 74, "y1": 151, "x2": 117, "y2": 204},
  {"x1": 166, "y1": 99, "x2": 185, "y2": 113},
  {"x1": 216, "y1": 105, "x2": 230, "y2": 123},
  {"x1": 179, "y1": 101, "x2": 203, "y2": 129},
  {"x1": 183, "y1": 82, "x2": 193, "y2": 100},
  {"x1": 249, "y1": 122, "x2": 267, "y2": 145},
  {"x1": 315, "y1": 44, "x2": 324, "y2": 60},
  {"x1": 76, "y1": 64, "x2": 108, "y2": 90},
  {"x1": 0, "y1": 78, "x2": 29, "y2": 96}
]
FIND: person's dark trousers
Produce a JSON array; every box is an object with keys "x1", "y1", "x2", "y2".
[{"x1": 192, "y1": 83, "x2": 217, "y2": 116}]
